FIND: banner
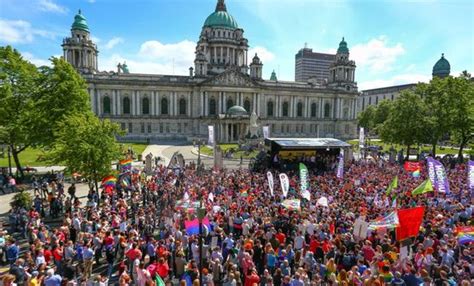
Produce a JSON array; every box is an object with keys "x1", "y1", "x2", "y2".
[
  {"x1": 403, "y1": 161, "x2": 421, "y2": 172},
  {"x1": 262, "y1": 126, "x2": 270, "y2": 139},
  {"x1": 469, "y1": 160, "x2": 474, "y2": 191},
  {"x1": 208, "y1": 125, "x2": 215, "y2": 146},
  {"x1": 359, "y1": 127, "x2": 365, "y2": 148},
  {"x1": 316, "y1": 196, "x2": 328, "y2": 207},
  {"x1": 432, "y1": 158, "x2": 450, "y2": 193},
  {"x1": 353, "y1": 219, "x2": 369, "y2": 239},
  {"x1": 427, "y1": 157, "x2": 437, "y2": 186},
  {"x1": 336, "y1": 149, "x2": 344, "y2": 179},
  {"x1": 279, "y1": 173, "x2": 289, "y2": 198},
  {"x1": 185, "y1": 217, "x2": 210, "y2": 235},
  {"x1": 396, "y1": 207, "x2": 425, "y2": 241},
  {"x1": 299, "y1": 163, "x2": 310, "y2": 200},
  {"x1": 368, "y1": 211, "x2": 399, "y2": 230},
  {"x1": 281, "y1": 199, "x2": 300, "y2": 211},
  {"x1": 267, "y1": 171, "x2": 274, "y2": 196}
]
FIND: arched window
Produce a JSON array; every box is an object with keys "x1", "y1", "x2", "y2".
[
  {"x1": 161, "y1": 97, "x2": 168, "y2": 115},
  {"x1": 343, "y1": 107, "x2": 349, "y2": 119},
  {"x1": 267, "y1": 101, "x2": 274, "y2": 117},
  {"x1": 324, "y1": 103, "x2": 331, "y2": 118},
  {"x1": 142, "y1": 97, "x2": 149, "y2": 115},
  {"x1": 226, "y1": 99, "x2": 234, "y2": 111},
  {"x1": 209, "y1": 98, "x2": 216, "y2": 115},
  {"x1": 311, "y1": 103, "x2": 318, "y2": 117},
  {"x1": 103, "y1": 96, "x2": 111, "y2": 114},
  {"x1": 179, "y1": 98, "x2": 186, "y2": 115},
  {"x1": 123, "y1": 97, "x2": 130, "y2": 115},
  {"x1": 244, "y1": 99, "x2": 251, "y2": 113},
  {"x1": 282, "y1": 101, "x2": 289, "y2": 117},
  {"x1": 297, "y1": 102, "x2": 303, "y2": 117}
]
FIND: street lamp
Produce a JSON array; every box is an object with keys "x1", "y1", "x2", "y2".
[
  {"x1": 196, "y1": 139, "x2": 205, "y2": 175},
  {"x1": 196, "y1": 197, "x2": 206, "y2": 286}
]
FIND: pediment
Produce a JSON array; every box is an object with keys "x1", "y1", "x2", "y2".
[{"x1": 202, "y1": 69, "x2": 257, "y2": 87}]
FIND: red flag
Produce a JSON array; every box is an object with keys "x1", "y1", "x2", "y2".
[
  {"x1": 396, "y1": 207, "x2": 425, "y2": 241},
  {"x1": 404, "y1": 161, "x2": 421, "y2": 172}
]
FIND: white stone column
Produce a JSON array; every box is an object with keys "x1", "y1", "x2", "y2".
[
  {"x1": 319, "y1": 98, "x2": 323, "y2": 118},
  {"x1": 150, "y1": 91, "x2": 155, "y2": 116},
  {"x1": 136, "y1": 91, "x2": 141, "y2": 115},
  {"x1": 223, "y1": 92, "x2": 227, "y2": 111},
  {"x1": 117, "y1": 90, "x2": 121, "y2": 115},
  {"x1": 92, "y1": 89, "x2": 98, "y2": 115},
  {"x1": 305, "y1": 97, "x2": 309, "y2": 118},
  {"x1": 205, "y1": 92, "x2": 209, "y2": 116},
  {"x1": 200, "y1": 91, "x2": 204, "y2": 116},
  {"x1": 156, "y1": 92, "x2": 160, "y2": 115},
  {"x1": 187, "y1": 92, "x2": 191, "y2": 116}
]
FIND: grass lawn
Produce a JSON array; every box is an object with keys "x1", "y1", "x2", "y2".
[
  {"x1": 347, "y1": 139, "x2": 469, "y2": 155},
  {"x1": 0, "y1": 142, "x2": 149, "y2": 169},
  {"x1": 201, "y1": 143, "x2": 259, "y2": 159}
]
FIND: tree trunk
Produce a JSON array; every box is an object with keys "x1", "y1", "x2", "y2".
[
  {"x1": 10, "y1": 145, "x2": 24, "y2": 178},
  {"x1": 458, "y1": 136, "x2": 467, "y2": 163},
  {"x1": 432, "y1": 142, "x2": 437, "y2": 157},
  {"x1": 406, "y1": 145, "x2": 410, "y2": 161}
]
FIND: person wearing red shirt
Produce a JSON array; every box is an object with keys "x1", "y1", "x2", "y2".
[
  {"x1": 43, "y1": 247, "x2": 53, "y2": 265},
  {"x1": 309, "y1": 236, "x2": 320, "y2": 254},
  {"x1": 244, "y1": 268, "x2": 260, "y2": 286},
  {"x1": 156, "y1": 257, "x2": 169, "y2": 278},
  {"x1": 275, "y1": 230, "x2": 286, "y2": 245},
  {"x1": 126, "y1": 244, "x2": 142, "y2": 262}
]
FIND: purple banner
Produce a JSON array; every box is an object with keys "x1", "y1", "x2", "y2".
[
  {"x1": 432, "y1": 158, "x2": 450, "y2": 193},
  {"x1": 469, "y1": 160, "x2": 474, "y2": 191},
  {"x1": 336, "y1": 150, "x2": 344, "y2": 179}
]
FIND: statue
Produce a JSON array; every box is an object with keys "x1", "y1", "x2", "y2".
[{"x1": 249, "y1": 111, "x2": 259, "y2": 138}]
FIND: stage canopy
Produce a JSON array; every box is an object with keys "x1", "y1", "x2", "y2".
[{"x1": 265, "y1": 138, "x2": 351, "y2": 150}]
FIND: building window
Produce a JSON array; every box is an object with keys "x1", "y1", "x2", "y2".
[
  {"x1": 282, "y1": 101, "x2": 289, "y2": 117},
  {"x1": 311, "y1": 102, "x2": 317, "y2": 117},
  {"x1": 141, "y1": 123, "x2": 145, "y2": 133},
  {"x1": 362, "y1": 97, "x2": 365, "y2": 110},
  {"x1": 296, "y1": 125, "x2": 299, "y2": 133},
  {"x1": 343, "y1": 107, "x2": 349, "y2": 120},
  {"x1": 142, "y1": 97, "x2": 150, "y2": 115},
  {"x1": 123, "y1": 97, "x2": 131, "y2": 115},
  {"x1": 345, "y1": 124, "x2": 350, "y2": 134},
  {"x1": 226, "y1": 99, "x2": 234, "y2": 111},
  {"x1": 179, "y1": 98, "x2": 186, "y2": 115},
  {"x1": 324, "y1": 103, "x2": 331, "y2": 118},
  {"x1": 286, "y1": 125, "x2": 290, "y2": 133},
  {"x1": 159, "y1": 123, "x2": 163, "y2": 133},
  {"x1": 161, "y1": 98, "x2": 168, "y2": 115},
  {"x1": 297, "y1": 102, "x2": 303, "y2": 117},
  {"x1": 121, "y1": 123, "x2": 126, "y2": 131},
  {"x1": 244, "y1": 99, "x2": 251, "y2": 112},
  {"x1": 147, "y1": 124, "x2": 151, "y2": 133},
  {"x1": 391, "y1": 94, "x2": 394, "y2": 100},
  {"x1": 267, "y1": 101, "x2": 274, "y2": 117},
  {"x1": 209, "y1": 98, "x2": 216, "y2": 115},
  {"x1": 166, "y1": 124, "x2": 170, "y2": 133},
  {"x1": 368, "y1": 97, "x2": 372, "y2": 105},
  {"x1": 375, "y1": 96, "x2": 379, "y2": 105},
  {"x1": 103, "y1": 96, "x2": 111, "y2": 114},
  {"x1": 281, "y1": 124, "x2": 284, "y2": 133},
  {"x1": 128, "y1": 122, "x2": 133, "y2": 133},
  {"x1": 178, "y1": 123, "x2": 182, "y2": 133}
]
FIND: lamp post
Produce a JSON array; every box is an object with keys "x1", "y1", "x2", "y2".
[{"x1": 196, "y1": 197, "x2": 206, "y2": 286}]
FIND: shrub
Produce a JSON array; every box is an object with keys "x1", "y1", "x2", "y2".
[{"x1": 10, "y1": 191, "x2": 32, "y2": 210}]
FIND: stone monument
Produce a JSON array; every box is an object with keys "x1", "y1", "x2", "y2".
[{"x1": 248, "y1": 111, "x2": 259, "y2": 138}]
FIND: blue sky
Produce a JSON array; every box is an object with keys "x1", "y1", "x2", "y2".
[{"x1": 0, "y1": 0, "x2": 473, "y2": 90}]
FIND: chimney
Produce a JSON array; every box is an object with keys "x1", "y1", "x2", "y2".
[{"x1": 189, "y1": 67, "x2": 194, "y2": 77}]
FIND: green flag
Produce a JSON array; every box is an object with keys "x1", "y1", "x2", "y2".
[
  {"x1": 411, "y1": 179, "x2": 433, "y2": 196},
  {"x1": 386, "y1": 176, "x2": 398, "y2": 195},
  {"x1": 299, "y1": 163, "x2": 310, "y2": 200},
  {"x1": 155, "y1": 275, "x2": 165, "y2": 286}
]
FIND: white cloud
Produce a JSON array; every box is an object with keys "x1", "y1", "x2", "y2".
[
  {"x1": 359, "y1": 73, "x2": 431, "y2": 90},
  {"x1": 249, "y1": 46, "x2": 275, "y2": 64},
  {"x1": 351, "y1": 36, "x2": 405, "y2": 73},
  {"x1": 91, "y1": 36, "x2": 100, "y2": 44},
  {"x1": 103, "y1": 37, "x2": 124, "y2": 50},
  {"x1": 138, "y1": 40, "x2": 196, "y2": 68},
  {"x1": 101, "y1": 54, "x2": 187, "y2": 75},
  {"x1": 0, "y1": 19, "x2": 56, "y2": 44},
  {"x1": 22, "y1": 52, "x2": 51, "y2": 67},
  {"x1": 38, "y1": 0, "x2": 68, "y2": 14}
]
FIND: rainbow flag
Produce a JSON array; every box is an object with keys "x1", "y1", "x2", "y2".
[
  {"x1": 184, "y1": 217, "x2": 210, "y2": 235},
  {"x1": 120, "y1": 176, "x2": 131, "y2": 188},
  {"x1": 119, "y1": 159, "x2": 132, "y2": 171},
  {"x1": 101, "y1": 175, "x2": 117, "y2": 187},
  {"x1": 240, "y1": 189, "x2": 249, "y2": 198},
  {"x1": 368, "y1": 211, "x2": 399, "y2": 230},
  {"x1": 456, "y1": 226, "x2": 474, "y2": 245},
  {"x1": 281, "y1": 199, "x2": 301, "y2": 211},
  {"x1": 412, "y1": 169, "x2": 421, "y2": 178}
]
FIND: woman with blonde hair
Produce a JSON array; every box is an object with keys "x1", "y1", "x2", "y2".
[
  {"x1": 2, "y1": 274, "x2": 17, "y2": 286},
  {"x1": 326, "y1": 257, "x2": 337, "y2": 278}
]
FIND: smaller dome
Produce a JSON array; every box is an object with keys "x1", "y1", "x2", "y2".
[
  {"x1": 432, "y1": 53, "x2": 450, "y2": 78},
  {"x1": 270, "y1": 70, "x2": 277, "y2": 81},
  {"x1": 337, "y1": 37, "x2": 349, "y2": 54},
  {"x1": 252, "y1": 53, "x2": 261, "y2": 64},
  {"x1": 71, "y1": 9, "x2": 89, "y2": 32},
  {"x1": 227, "y1": 105, "x2": 247, "y2": 115}
]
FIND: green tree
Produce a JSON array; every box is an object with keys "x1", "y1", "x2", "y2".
[
  {"x1": 449, "y1": 72, "x2": 474, "y2": 161},
  {"x1": 0, "y1": 46, "x2": 40, "y2": 177},
  {"x1": 46, "y1": 112, "x2": 123, "y2": 191},
  {"x1": 380, "y1": 91, "x2": 428, "y2": 159},
  {"x1": 372, "y1": 100, "x2": 393, "y2": 131},
  {"x1": 357, "y1": 105, "x2": 376, "y2": 132}
]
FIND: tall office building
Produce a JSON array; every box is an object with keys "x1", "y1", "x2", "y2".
[{"x1": 295, "y1": 46, "x2": 336, "y2": 83}]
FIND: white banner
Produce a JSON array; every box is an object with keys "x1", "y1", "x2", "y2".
[
  {"x1": 208, "y1": 125, "x2": 215, "y2": 146},
  {"x1": 316, "y1": 196, "x2": 328, "y2": 207},
  {"x1": 279, "y1": 173, "x2": 289, "y2": 198},
  {"x1": 263, "y1": 126, "x2": 270, "y2": 139},
  {"x1": 267, "y1": 171, "x2": 274, "y2": 196},
  {"x1": 359, "y1": 127, "x2": 365, "y2": 148}
]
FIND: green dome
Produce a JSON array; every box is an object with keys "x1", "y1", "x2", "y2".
[
  {"x1": 270, "y1": 70, "x2": 277, "y2": 81},
  {"x1": 71, "y1": 10, "x2": 89, "y2": 32},
  {"x1": 203, "y1": 0, "x2": 238, "y2": 29},
  {"x1": 204, "y1": 11, "x2": 238, "y2": 29},
  {"x1": 227, "y1": 105, "x2": 247, "y2": 115},
  {"x1": 432, "y1": 53, "x2": 450, "y2": 78},
  {"x1": 337, "y1": 37, "x2": 349, "y2": 54}
]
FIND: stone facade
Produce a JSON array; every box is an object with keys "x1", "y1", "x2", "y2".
[{"x1": 63, "y1": 1, "x2": 359, "y2": 143}]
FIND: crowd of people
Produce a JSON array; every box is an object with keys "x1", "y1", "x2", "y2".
[{"x1": 0, "y1": 153, "x2": 472, "y2": 286}]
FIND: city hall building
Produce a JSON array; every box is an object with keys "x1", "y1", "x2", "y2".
[{"x1": 62, "y1": 0, "x2": 359, "y2": 143}]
